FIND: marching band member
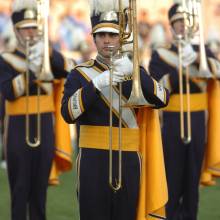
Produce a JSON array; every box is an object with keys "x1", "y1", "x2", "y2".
[
  {"x1": 61, "y1": 1, "x2": 169, "y2": 220},
  {"x1": 149, "y1": 3, "x2": 220, "y2": 220},
  {"x1": 0, "y1": 0, "x2": 74, "y2": 219}
]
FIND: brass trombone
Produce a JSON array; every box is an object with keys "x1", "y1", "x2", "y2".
[
  {"x1": 25, "y1": 0, "x2": 53, "y2": 147},
  {"x1": 108, "y1": 0, "x2": 152, "y2": 191},
  {"x1": 177, "y1": 0, "x2": 211, "y2": 144},
  {"x1": 123, "y1": 0, "x2": 153, "y2": 108},
  {"x1": 177, "y1": 37, "x2": 192, "y2": 144},
  {"x1": 37, "y1": 0, "x2": 54, "y2": 81},
  {"x1": 25, "y1": 38, "x2": 41, "y2": 147},
  {"x1": 177, "y1": 0, "x2": 196, "y2": 144},
  {"x1": 108, "y1": 46, "x2": 122, "y2": 191},
  {"x1": 196, "y1": 0, "x2": 212, "y2": 78}
]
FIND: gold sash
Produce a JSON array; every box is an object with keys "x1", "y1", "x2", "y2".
[
  {"x1": 6, "y1": 95, "x2": 55, "y2": 115},
  {"x1": 163, "y1": 93, "x2": 207, "y2": 112},
  {"x1": 79, "y1": 125, "x2": 139, "y2": 151}
]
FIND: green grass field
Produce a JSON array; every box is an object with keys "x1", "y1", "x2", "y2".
[
  {"x1": 0, "y1": 167, "x2": 80, "y2": 220},
  {"x1": 0, "y1": 166, "x2": 220, "y2": 220}
]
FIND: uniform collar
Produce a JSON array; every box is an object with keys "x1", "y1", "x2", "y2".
[{"x1": 96, "y1": 53, "x2": 110, "y2": 69}]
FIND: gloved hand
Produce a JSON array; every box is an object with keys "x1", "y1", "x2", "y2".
[
  {"x1": 113, "y1": 55, "x2": 133, "y2": 76},
  {"x1": 181, "y1": 42, "x2": 198, "y2": 67},
  {"x1": 92, "y1": 70, "x2": 124, "y2": 91},
  {"x1": 28, "y1": 41, "x2": 44, "y2": 74}
]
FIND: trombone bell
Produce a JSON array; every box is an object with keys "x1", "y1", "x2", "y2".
[{"x1": 123, "y1": 0, "x2": 153, "y2": 108}]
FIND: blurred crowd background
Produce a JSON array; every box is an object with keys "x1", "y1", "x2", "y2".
[{"x1": 1, "y1": 0, "x2": 220, "y2": 65}]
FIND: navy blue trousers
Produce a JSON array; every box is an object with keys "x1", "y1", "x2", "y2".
[
  {"x1": 77, "y1": 148, "x2": 141, "y2": 220},
  {"x1": 6, "y1": 113, "x2": 55, "y2": 220},
  {"x1": 162, "y1": 111, "x2": 206, "y2": 220}
]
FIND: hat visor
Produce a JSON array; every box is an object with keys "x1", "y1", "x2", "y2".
[
  {"x1": 170, "y1": 13, "x2": 184, "y2": 24},
  {"x1": 15, "y1": 20, "x2": 38, "y2": 29},
  {"x1": 93, "y1": 27, "x2": 119, "y2": 34}
]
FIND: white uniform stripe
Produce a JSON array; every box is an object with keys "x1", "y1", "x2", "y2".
[
  {"x1": 80, "y1": 66, "x2": 138, "y2": 128},
  {"x1": 70, "y1": 89, "x2": 83, "y2": 119},
  {"x1": 12, "y1": 74, "x2": 25, "y2": 97},
  {"x1": 2, "y1": 53, "x2": 27, "y2": 72},
  {"x1": 157, "y1": 48, "x2": 199, "y2": 77}
]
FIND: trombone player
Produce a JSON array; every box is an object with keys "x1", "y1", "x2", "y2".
[
  {"x1": 61, "y1": 0, "x2": 169, "y2": 220},
  {"x1": 149, "y1": 2, "x2": 220, "y2": 220},
  {"x1": 0, "y1": 0, "x2": 74, "y2": 219}
]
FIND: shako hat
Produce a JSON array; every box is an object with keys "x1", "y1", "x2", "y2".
[
  {"x1": 168, "y1": 3, "x2": 184, "y2": 24},
  {"x1": 89, "y1": 0, "x2": 129, "y2": 34},
  {"x1": 11, "y1": 0, "x2": 38, "y2": 29}
]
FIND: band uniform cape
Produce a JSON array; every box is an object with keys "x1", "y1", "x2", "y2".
[
  {"x1": 200, "y1": 79, "x2": 220, "y2": 186},
  {"x1": 151, "y1": 43, "x2": 220, "y2": 186},
  {"x1": 137, "y1": 108, "x2": 168, "y2": 220},
  {"x1": 1, "y1": 50, "x2": 73, "y2": 185},
  {"x1": 49, "y1": 79, "x2": 73, "y2": 185}
]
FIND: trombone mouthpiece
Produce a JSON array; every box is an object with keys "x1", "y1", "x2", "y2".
[
  {"x1": 106, "y1": 45, "x2": 116, "y2": 57},
  {"x1": 107, "y1": 45, "x2": 115, "y2": 50}
]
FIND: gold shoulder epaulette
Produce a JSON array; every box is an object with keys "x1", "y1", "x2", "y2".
[{"x1": 75, "y1": 59, "x2": 95, "y2": 70}]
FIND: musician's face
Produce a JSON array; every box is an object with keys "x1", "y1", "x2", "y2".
[
  {"x1": 15, "y1": 26, "x2": 38, "y2": 47},
  {"x1": 172, "y1": 19, "x2": 185, "y2": 36},
  {"x1": 94, "y1": 32, "x2": 120, "y2": 58}
]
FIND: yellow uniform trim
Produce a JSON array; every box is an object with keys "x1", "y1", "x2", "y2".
[
  {"x1": 77, "y1": 68, "x2": 92, "y2": 82},
  {"x1": 79, "y1": 125, "x2": 139, "y2": 151},
  {"x1": 93, "y1": 65, "x2": 105, "y2": 73},
  {"x1": 153, "y1": 79, "x2": 157, "y2": 95},
  {"x1": 75, "y1": 59, "x2": 95, "y2": 68},
  {"x1": 96, "y1": 59, "x2": 108, "y2": 70},
  {"x1": 163, "y1": 93, "x2": 207, "y2": 112},
  {"x1": 6, "y1": 95, "x2": 55, "y2": 115},
  {"x1": 164, "y1": 89, "x2": 167, "y2": 104}
]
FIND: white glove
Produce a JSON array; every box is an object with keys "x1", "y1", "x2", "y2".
[
  {"x1": 181, "y1": 43, "x2": 198, "y2": 67},
  {"x1": 113, "y1": 55, "x2": 133, "y2": 76},
  {"x1": 28, "y1": 41, "x2": 44, "y2": 74},
  {"x1": 92, "y1": 70, "x2": 124, "y2": 91}
]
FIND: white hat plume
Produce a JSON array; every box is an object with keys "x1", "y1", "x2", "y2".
[
  {"x1": 89, "y1": 0, "x2": 129, "y2": 15},
  {"x1": 12, "y1": 0, "x2": 37, "y2": 13}
]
